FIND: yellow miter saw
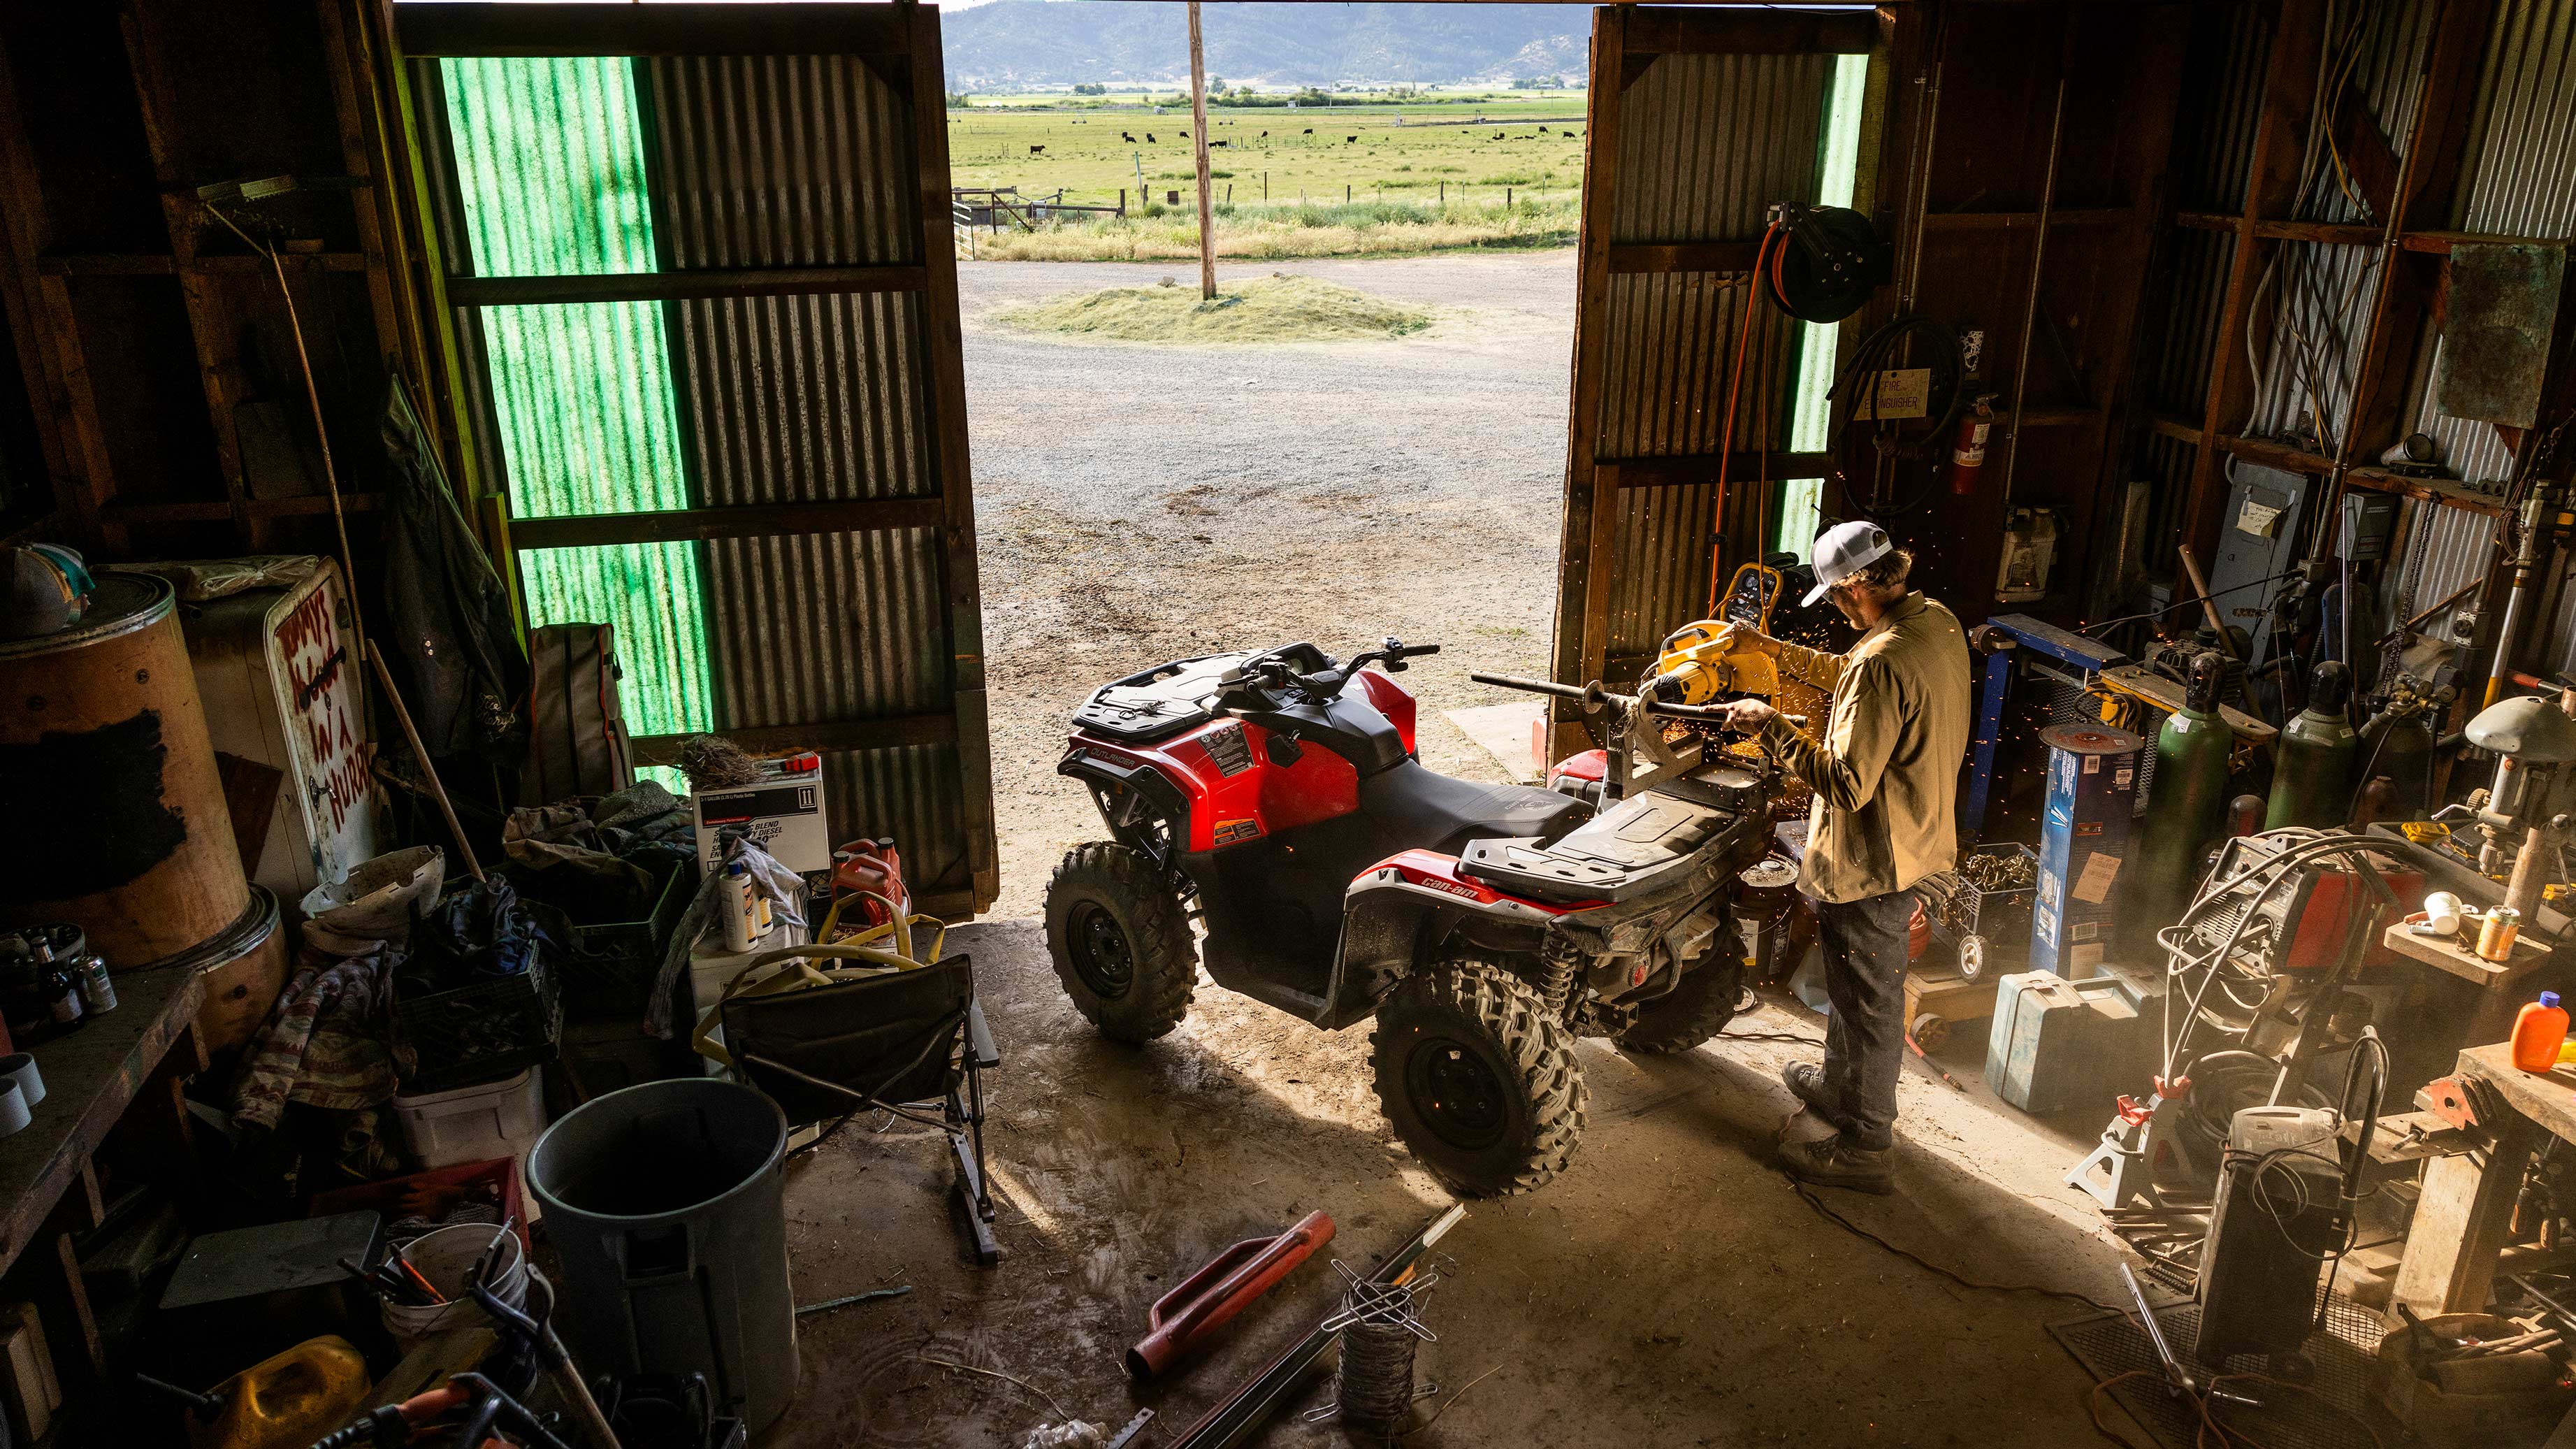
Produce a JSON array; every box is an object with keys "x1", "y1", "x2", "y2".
[{"x1": 1646, "y1": 561, "x2": 1785, "y2": 705}]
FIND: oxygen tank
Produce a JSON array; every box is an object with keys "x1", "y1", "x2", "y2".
[
  {"x1": 2132, "y1": 653, "x2": 2234, "y2": 937},
  {"x1": 2265, "y1": 661, "x2": 2358, "y2": 828}
]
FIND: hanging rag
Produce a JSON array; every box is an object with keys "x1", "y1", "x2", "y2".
[{"x1": 230, "y1": 932, "x2": 402, "y2": 1131}]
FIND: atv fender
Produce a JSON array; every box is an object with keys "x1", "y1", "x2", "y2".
[
  {"x1": 1060, "y1": 745, "x2": 1194, "y2": 850},
  {"x1": 1318, "y1": 850, "x2": 1597, "y2": 1029}
]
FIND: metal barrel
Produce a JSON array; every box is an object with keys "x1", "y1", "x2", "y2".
[{"x1": 0, "y1": 571, "x2": 249, "y2": 968}]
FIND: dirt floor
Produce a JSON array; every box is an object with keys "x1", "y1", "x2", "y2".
[{"x1": 769, "y1": 253, "x2": 2151, "y2": 1446}]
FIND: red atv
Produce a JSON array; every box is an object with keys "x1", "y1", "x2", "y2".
[{"x1": 1045, "y1": 638, "x2": 1777, "y2": 1195}]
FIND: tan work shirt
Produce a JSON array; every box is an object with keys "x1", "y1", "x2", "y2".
[{"x1": 1758, "y1": 591, "x2": 1973, "y2": 904}]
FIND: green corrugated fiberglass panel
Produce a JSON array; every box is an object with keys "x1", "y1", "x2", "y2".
[{"x1": 441, "y1": 55, "x2": 711, "y2": 740}]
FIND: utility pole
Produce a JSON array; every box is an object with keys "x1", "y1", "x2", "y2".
[{"x1": 1187, "y1": 0, "x2": 1216, "y2": 300}]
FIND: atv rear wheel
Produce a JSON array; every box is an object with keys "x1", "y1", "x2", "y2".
[
  {"x1": 1615, "y1": 957, "x2": 1746, "y2": 1055},
  {"x1": 1045, "y1": 843, "x2": 1197, "y2": 1044},
  {"x1": 1371, "y1": 960, "x2": 1586, "y2": 1195}
]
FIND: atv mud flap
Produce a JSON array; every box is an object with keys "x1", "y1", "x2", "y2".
[{"x1": 1317, "y1": 849, "x2": 1600, "y2": 1030}]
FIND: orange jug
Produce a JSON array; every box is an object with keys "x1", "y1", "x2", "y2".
[
  {"x1": 2512, "y1": 990, "x2": 2570, "y2": 1074},
  {"x1": 184, "y1": 1336, "x2": 371, "y2": 1449}
]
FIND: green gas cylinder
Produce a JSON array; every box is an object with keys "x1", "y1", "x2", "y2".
[
  {"x1": 2132, "y1": 652, "x2": 2234, "y2": 937},
  {"x1": 2266, "y1": 661, "x2": 2358, "y2": 828}
]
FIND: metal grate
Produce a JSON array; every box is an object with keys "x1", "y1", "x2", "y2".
[{"x1": 2050, "y1": 1293, "x2": 2422, "y2": 1449}]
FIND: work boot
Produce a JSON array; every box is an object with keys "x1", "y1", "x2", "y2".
[
  {"x1": 1779, "y1": 1133, "x2": 1895, "y2": 1194},
  {"x1": 1782, "y1": 1062, "x2": 1842, "y2": 1121}
]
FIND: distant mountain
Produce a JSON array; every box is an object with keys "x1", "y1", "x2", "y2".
[{"x1": 941, "y1": 1, "x2": 1591, "y2": 88}]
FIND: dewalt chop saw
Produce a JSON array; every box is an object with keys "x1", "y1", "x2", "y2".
[{"x1": 1647, "y1": 561, "x2": 1787, "y2": 706}]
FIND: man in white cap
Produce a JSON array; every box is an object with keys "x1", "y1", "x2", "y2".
[{"x1": 1716, "y1": 521, "x2": 1970, "y2": 1192}]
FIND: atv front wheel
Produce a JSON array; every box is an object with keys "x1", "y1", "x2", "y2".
[
  {"x1": 1045, "y1": 843, "x2": 1197, "y2": 1044},
  {"x1": 1371, "y1": 960, "x2": 1586, "y2": 1195},
  {"x1": 1615, "y1": 956, "x2": 1746, "y2": 1055}
]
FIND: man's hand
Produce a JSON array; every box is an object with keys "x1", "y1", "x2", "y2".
[
  {"x1": 1721, "y1": 698, "x2": 1777, "y2": 734},
  {"x1": 1713, "y1": 621, "x2": 1778, "y2": 658}
]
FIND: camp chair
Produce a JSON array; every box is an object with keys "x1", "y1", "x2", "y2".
[{"x1": 697, "y1": 928, "x2": 1002, "y2": 1265}]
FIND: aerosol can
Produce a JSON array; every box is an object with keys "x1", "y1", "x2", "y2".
[
  {"x1": 2132, "y1": 652, "x2": 2232, "y2": 938},
  {"x1": 2265, "y1": 661, "x2": 2357, "y2": 829}
]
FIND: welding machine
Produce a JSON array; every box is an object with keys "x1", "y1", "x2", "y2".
[{"x1": 2192, "y1": 1029, "x2": 2385, "y2": 1366}]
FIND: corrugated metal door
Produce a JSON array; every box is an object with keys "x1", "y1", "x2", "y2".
[
  {"x1": 1552, "y1": 6, "x2": 1881, "y2": 747},
  {"x1": 394, "y1": 3, "x2": 994, "y2": 915}
]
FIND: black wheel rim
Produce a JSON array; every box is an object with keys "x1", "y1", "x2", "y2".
[
  {"x1": 1068, "y1": 901, "x2": 1135, "y2": 1000},
  {"x1": 1404, "y1": 1034, "x2": 1510, "y2": 1152}
]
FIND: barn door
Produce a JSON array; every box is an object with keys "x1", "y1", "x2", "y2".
[
  {"x1": 1551, "y1": 5, "x2": 1883, "y2": 748},
  {"x1": 392, "y1": 3, "x2": 994, "y2": 915}
]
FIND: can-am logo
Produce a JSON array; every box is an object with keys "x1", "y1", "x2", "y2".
[{"x1": 1404, "y1": 870, "x2": 1482, "y2": 901}]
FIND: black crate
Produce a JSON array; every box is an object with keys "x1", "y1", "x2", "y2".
[
  {"x1": 1918, "y1": 843, "x2": 2039, "y2": 958},
  {"x1": 556, "y1": 857, "x2": 699, "y2": 1022},
  {"x1": 394, "y1": 951, "x2": 563, "y2": 1095}
]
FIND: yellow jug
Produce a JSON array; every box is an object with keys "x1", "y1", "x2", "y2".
[{"x1": 186, "y1": 1336, "x2": 372, "y2": 1449}]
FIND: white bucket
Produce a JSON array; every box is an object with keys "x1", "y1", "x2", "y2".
[{"x1": 379, "y1": 1221, "x2": 529, "y2": 1350}]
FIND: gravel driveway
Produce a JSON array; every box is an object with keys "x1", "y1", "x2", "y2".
[{"x1": 960, "y1": 252, "x2": 1579, "y2": 914}]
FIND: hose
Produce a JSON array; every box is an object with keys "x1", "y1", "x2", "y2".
[{"x1": 1828, "y1": 315, "x2": 1967, "y2": 517}]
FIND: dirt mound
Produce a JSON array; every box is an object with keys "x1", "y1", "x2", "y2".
[{"x1": 990, "y1": 273, "x2": 1436, "y2": 344}]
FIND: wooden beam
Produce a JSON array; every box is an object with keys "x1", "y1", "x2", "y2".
[
  {"x1": 1602, "y1": 452, "x2": 1835, "y2": 487},
  {"x1": 509, "y1": 497, "x2": 941, "y2": 550},
  {"x1": 394, "y1": 2, "x2": 911, "y2": 58},
  {"x1": 1622, "y1": 9, "x2": 1878, "y2": 57},
  {"x1": 1551, "y1": 3, "x2": 1628, "y2": 737},
  {"x1": 908, "y1": 3, "x2": 999, "y2": 914},
  {"x1": 1920, "y1": 208, "x2": 2128, "y2": 233},
  {"x1": 119, "y1": 6, "x2": 261, "y2": 550},
  {"x1": 445, "y1": 264, "x2": 928, "y2": 308},
  {"x1": 0, "y1": 29, "x2": 101, "y2": 549},
  {"x1": 2173, "y1": 210, "x2": 2568, "y2": 254},
  {"x1": 1606, "y1": 240, "x2": 1764, "y2": 275},
  {"x1": 107, "y1": 492, "x2": 384, "y2": 525},
  {"x1": 630, "y1": 714, "x2": 957, "y2": 766},
  {"x1": 2180, "y1": 0, "x2": 2328, "y2": 570}
]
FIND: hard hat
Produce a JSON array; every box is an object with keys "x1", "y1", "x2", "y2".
[{"x1": 1802, "y1": 520, "x2": 1894, "y2": 606}]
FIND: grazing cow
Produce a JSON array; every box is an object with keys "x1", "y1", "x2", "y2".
[
  {"x1": 1259, "y1": 131, "x2": 1268, "y2": 138},
  {"x1": 1029, "y1": 145, "x2": 1044, "y2": 155},
  {"x1": 1345, "y1": 135, "x2": 1358, "y2": 143},
  {"x1": 1122, "y1": 131, "x2": 1136, "y2": 142},
  {"x1": 1181, "y1": 129, "x2": 1189, "y2": 138},
  {"x1": 1302, "y1": 127, "x2": 1312, "y2": 134},
  {"x1": 1538, "y1": 126, "x2": 1549, "y2": 134},
  {"x1": 1147, "y1": 133, "x2": 1157, "y2": 142}
]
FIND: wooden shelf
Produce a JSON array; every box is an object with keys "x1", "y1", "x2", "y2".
[
  {"x1": 2381, "y1": 920, "x2": 2549, "y2": 989},
  {"x1": 105, "y1": 493, "x2": 377, "y2": 524},
  {"x1": 38, "y1": 251, "x2": 368, "y2": 277},
  {"x1": 2208, "y1": 434, "x2": 2508, "y2": 517}
]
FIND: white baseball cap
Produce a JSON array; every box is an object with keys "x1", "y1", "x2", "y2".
[{"x1": 1801, "y1": 520, "x2": 1895, "y2": 606}]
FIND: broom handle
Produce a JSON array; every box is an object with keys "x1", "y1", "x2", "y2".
[{"x1": 367, "y1": 642, "x2": 485, "y2": 882}]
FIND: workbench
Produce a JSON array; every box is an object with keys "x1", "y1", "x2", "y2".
[
  {"x1": 0, "y1": 964, "x2": 206, "y2": 1404},
  {"x1": 2389, "y1": 1042, "x2": 2569, "y2": 1328}
]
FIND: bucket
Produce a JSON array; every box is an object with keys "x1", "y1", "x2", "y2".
[
  {"x1": 181, "y1": 885, "x2": 288, "y2": 1058},
  {"x1": 379, "y1": 1220, "x2": 528, "y2": 1350},
  {"x1": 528, "y1": 1079, "x2": 796, "y2": 1433}
]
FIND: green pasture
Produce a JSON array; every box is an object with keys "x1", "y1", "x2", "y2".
[{"x1": 945, "y1": 99, "x2": 1590, "y2": 212}]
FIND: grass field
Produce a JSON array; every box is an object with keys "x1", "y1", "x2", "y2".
[
  {"x1": 992, "y1": 273, "x2": 1438, "y2": 343},
  {"x1": 946, "y1": 96, "x2": 1590, "y2": 231}
]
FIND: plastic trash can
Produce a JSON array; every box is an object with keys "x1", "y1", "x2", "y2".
[{"x1": 527, "y1": 1079, "x2": 796, "y2": 1432}]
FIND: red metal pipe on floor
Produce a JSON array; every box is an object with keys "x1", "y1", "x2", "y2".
[{"x1": 1125, "y1": 1210, "x2": 1335, "y2": 1380}]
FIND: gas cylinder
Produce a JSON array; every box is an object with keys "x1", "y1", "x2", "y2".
[
  {"x1": 2266, "y1": 661, "x2": 2359, "y2": 829},
  {"x1": 2132, "y1": 654, "x2": 2234, "y2": 938},
  {"x1": 2359, "y1": 691, "x2": 2437, "y2": 821}
]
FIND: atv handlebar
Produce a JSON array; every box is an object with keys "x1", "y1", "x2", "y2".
[{"x1": 1470, "y1": 672, "x2": 1802, "y2": 731}]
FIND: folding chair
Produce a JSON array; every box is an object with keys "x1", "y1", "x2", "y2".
[{"x1": 707, "y1": 947, "x2": 1003, "y2": 1265}]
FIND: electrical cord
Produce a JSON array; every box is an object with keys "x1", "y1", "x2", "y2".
[
  {"x1": 1785, "y1": 1176, "x2": 2127, "y2": 1317},
  {"x1": 1828, "y1": 315, "x2": 1966, "y2": 517},
  {"x1": 2079, "y1": 570, "x2": 2302, "y2": 640}
]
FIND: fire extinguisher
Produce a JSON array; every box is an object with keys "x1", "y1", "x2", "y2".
[{"x1": 1949, "y1": 394, "x2": 1998, "y2": 496}]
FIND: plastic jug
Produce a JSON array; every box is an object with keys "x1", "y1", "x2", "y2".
[
  {"x1": 2513, "y1": 990, "x2": 2570, "y2": 1073},
  {"x1": 184, "y1": 1336, "x2": 371, "y2": 1449}
]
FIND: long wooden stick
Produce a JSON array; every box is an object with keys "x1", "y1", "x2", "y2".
[
  {"x1": 1187, "y1": 1, "x2": 1216, "y2": 301},
  {"x1": 366, "y1": 642, "x2": 485, "y2": 882}
]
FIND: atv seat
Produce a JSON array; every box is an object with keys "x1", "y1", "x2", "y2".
[{"x1": 1359, "y1": 760, "x2": 1589, "y2": 856}]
